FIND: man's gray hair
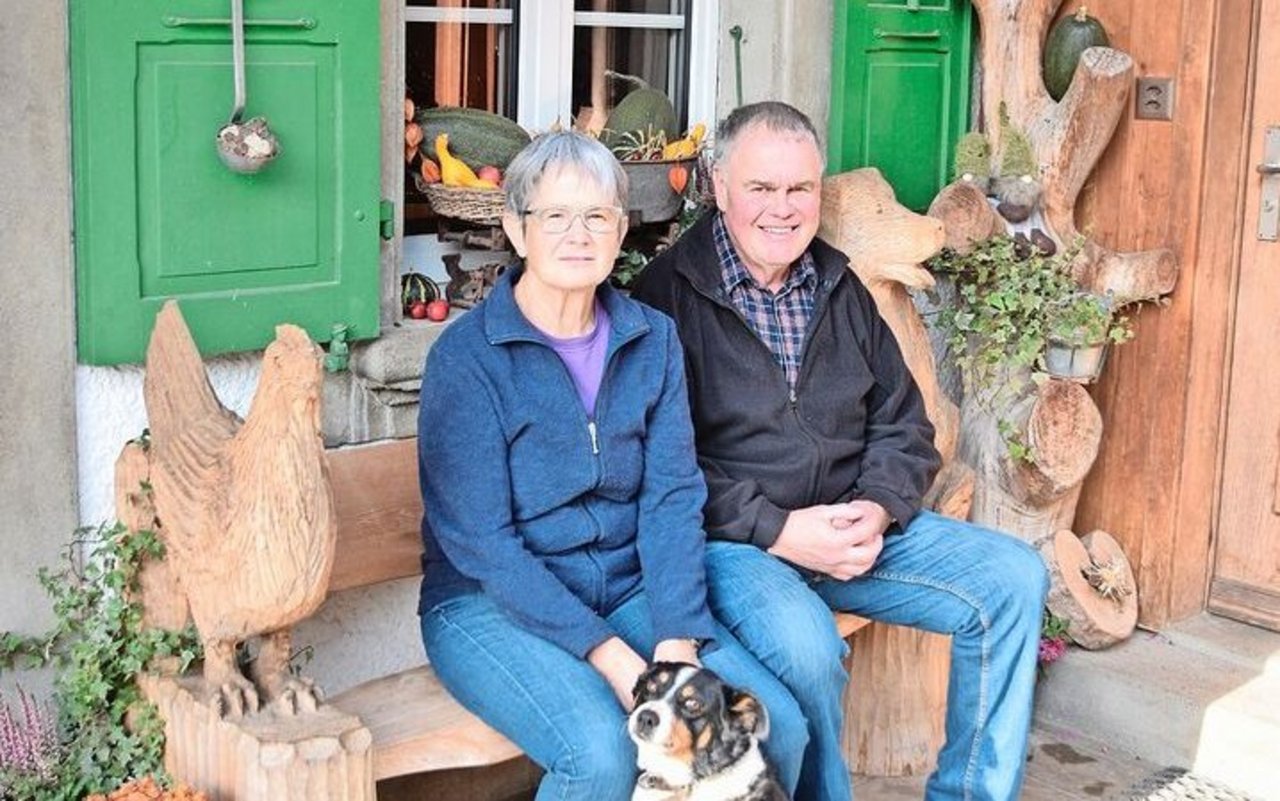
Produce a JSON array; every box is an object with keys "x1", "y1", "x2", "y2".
[
  {"x1": 713, "y1": 101, "x2": 825, "y2": 166},
  {"x1": 502, "y1": 130, "x2": 629, "y2": 214}
]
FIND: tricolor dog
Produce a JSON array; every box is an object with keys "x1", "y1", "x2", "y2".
[{"x1": 628, "y1": 662, "x2": 788, "y2": 801}]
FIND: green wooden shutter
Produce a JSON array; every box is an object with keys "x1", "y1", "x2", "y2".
[
  {"x1": 71, "y1": 0, "x2": 381, "y2": 365},
  {"x1": 828, "y1": 0, "x2": 972, "y2": 211}
]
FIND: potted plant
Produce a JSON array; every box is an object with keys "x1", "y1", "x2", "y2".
[
  {"x1": 1043, "y1": 290, "x2": 1131, "y2": 383},
  {"x1": 929, "y1": 234, "x2": 1137, "y2": 456}
]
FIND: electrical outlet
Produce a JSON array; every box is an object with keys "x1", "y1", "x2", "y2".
[{"x1": 1136, "y1": 77, "x2": 1174, "y2": 120}]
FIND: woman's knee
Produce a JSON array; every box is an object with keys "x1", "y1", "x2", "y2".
[
  {"x1": 545, "y1": 723, "x2": 637, "y2": 800},
  {"x1": 757, "y1": 686, "x2": 809, "y2": 770}
]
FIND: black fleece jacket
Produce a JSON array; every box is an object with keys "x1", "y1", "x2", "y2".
[{"x1": 631, "y1": 212, "x2": 940, "y2": 548}]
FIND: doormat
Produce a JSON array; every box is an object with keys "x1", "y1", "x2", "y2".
[{"x1": 1116, "y1": 767, "x2": 1259, "y2": 801}]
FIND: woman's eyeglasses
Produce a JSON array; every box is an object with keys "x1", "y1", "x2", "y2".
[{"x1": 522, "y1": 206, "x2": 625, "y2": 234}]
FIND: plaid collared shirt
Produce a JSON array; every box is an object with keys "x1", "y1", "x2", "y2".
[{"x1": 713, "y1": 213, "x2": 818, "y2": 389}]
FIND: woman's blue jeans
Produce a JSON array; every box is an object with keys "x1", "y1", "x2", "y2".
[
  {"x1": 704, "y1": 511, "x2": 1049, "y2": 801},
  {"x1": 420, "y1": 590, "x2": 809, "y2": 801}
]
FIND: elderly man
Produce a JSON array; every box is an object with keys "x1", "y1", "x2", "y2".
[{"x1": 632, "y1": 101, "x2": 1048, "y2": 801}]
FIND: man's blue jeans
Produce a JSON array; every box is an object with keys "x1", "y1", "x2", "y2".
[
  {"x1": 420, "y1": 590, "x2": 810, "y2": 801},
  {"x1": 704, "y1": 510, "x2": 1049, "y2": 801}
]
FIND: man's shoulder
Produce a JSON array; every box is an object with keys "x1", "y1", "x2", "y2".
[{"x1": 631, "y1": 213, "x2": 715, "y2": 309}]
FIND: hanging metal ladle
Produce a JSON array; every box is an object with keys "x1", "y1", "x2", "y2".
[{"x1": 215, "y1": 0, "x2": 279, "y2": 173}]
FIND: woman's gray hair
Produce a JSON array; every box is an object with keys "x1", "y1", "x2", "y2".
[
  {"x1": 502, "y1": 131, "x2": 629, "y2": 214},
  {"x1": 713, "y1": 101, "x2": 825, "y2": 167}
]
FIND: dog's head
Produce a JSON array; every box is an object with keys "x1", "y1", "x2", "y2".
[{"x1": 627, "y1": 662, "x2": 770, "y2": 788}]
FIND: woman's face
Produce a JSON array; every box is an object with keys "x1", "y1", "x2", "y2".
[{"x1": 502, "y1": 165, "x2": 627, "y2": 295}]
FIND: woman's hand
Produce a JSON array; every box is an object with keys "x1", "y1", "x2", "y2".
[
  {"x1": 587, "y1": 637, "x2": 648, "y2": 711},
  {"x1": 652, "y1": 638, "x2": 701, "y2": 667}
]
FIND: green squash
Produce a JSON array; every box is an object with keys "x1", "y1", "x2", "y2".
[
  {"x1": 1043, "y1": 7, "x2": 1110, "y2": 101},
  {"x1": 601, "y1": 74, "x2": 678, "y2": 149},
  {"x1": 417, "y1": 106, "x2": 532, "y2": 170}
]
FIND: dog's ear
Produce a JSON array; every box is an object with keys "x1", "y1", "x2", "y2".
[
  {"x1": 631, "y1": 671, "x2": 650, "y2": 705},
  {"x1": 726, "y1": 689, "x2": 770, "y2": 740}
]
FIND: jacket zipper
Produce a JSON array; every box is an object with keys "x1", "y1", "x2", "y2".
[
  {"x1": 695, "y1": 287, "x2": 791, "y2": 391},
  {"x1": 793, "y1": 277, "x2": 838, "y2": 502},
  {"x1": 687, "y1": 272, "x2": 843, "y2": 505}
]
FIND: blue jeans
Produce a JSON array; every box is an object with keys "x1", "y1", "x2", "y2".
[
  {"x1": 704, "y1": 511, "x2": 1049, "y2": 801},
  {"x1": 420, "y1": 590, "x2": 809, "y2": 801}
]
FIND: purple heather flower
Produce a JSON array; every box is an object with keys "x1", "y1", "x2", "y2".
[
  {"x1": 0, "y1": 686, "x2": 62, "y2": 786},
  {"x1": 1038, "y1": 636, "x2": 1068, "y2": 664}
]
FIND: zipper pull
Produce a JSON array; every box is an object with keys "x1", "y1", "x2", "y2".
[
  {"x1": 587, "y1": 420, "x2": 600, "y2": 454},
  {"x1": 789, "y1": 388, "x2": 798, "y2": 407}
]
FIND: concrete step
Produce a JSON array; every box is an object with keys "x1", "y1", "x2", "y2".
[{"x1": 1033, "y1": 613, "x2": 1280, "y2": 801}]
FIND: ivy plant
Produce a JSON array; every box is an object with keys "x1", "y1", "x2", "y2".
[
  {"x1": 0, "y1": 523, "x2": 201, "y2": 800},
  {"x1": 928, "y1": 234, "x2": 1133, "y2": 460},
  {"x1": 1045, "y1": 289, "x2": 1133, "y2": 348}
]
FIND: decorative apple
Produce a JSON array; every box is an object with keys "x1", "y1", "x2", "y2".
[
  {"x1": 408, "y1": 301, "x2": 429, "y2": 320},
  {"x1": 476, "y1": 165, "x2": 503, "y2": 186},
  {"x1": 425, "y1": 299, "x2": 450, "y2": 322}
]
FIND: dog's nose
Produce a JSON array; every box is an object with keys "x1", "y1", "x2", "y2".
[{"x1": 635, "y1": 708, "x2": 659, "y2": 736}]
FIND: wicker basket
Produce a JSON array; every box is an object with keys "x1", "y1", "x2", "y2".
[{"x1": 422, "y1": 182, "x2": 506, "y2": 224}]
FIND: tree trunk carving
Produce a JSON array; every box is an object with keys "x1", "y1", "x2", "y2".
[
  {"x1": 971, "y1": 0, "x2": 1178, "y2": 306},
  {"x1": 933, "y1": 1, "x2": 1179, "y2": 642}
]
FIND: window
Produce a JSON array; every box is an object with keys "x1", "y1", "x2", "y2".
[
  {"x1": 400, "y1": 0, "x2": 718, "y2": 298},
  {"x1": 405, "y1": 1, "x2": 516, "y2": 119},
  {"x1": 405, "y1": 1, "x2": 713, "y2": 130}
]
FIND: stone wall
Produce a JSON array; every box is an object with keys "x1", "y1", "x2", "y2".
[
  {"x1": 716, "y1": 0, "x2": 834, "y2": 141},
  {"x1": 0, "y1": 3, "x2": 78, "y2": 698}
]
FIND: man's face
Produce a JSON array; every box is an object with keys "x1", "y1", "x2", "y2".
[{"x1": 712, "y1": 124, "x2": 824, "y2": 281}]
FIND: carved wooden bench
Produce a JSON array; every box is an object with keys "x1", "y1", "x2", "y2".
[{"x1": 323, "y1": 437, "x2": 877, "y2": 784}]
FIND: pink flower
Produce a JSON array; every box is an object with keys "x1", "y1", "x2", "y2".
[
  {"x1": 1038, "y1": 636, "x2": 1068, "y2": 664},
  {"x1": 0, "y1": 686, "x2": 62, "y2": 784}
]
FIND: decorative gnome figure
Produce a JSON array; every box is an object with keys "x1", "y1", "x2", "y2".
[
  {"x1": 991, "y1": 107, "x2": 1042, "y2": 224},
  {"x1": 953, "y1": 132, "x2": 992, "y2": 196}
]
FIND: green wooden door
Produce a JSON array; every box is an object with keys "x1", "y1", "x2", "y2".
[
  {"x1": 72, "y1": 0, "x2": 381, "y2": 365},
  {"x1": 828, "y1": 0, "x2": 972, "y2": 211}
]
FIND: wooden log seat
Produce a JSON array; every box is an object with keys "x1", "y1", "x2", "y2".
[{"x1": 323, "y1": 437, "x2": 873, "y2": 783}]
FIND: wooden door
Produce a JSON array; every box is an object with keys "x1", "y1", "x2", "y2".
[{"x1": 1211, "y1": 0, "x2": 1280, "y2": 631}]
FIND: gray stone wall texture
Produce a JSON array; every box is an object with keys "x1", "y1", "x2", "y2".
[
  {"x1": 716, "y1": 0, "x2": 834, "y2": 140},
  {"x1": 0, "y1": 3, "x2": 79, "y2": 696}
]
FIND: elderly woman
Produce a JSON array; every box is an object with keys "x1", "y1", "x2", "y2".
[{"x1": 416, "y1": 131, "x2": 807, "y2": 800}]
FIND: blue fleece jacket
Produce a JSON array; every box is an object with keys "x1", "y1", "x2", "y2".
[{"x1": 416, "y1": 266, "x2": 718, "y2": 658}]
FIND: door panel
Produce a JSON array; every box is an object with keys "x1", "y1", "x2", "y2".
[
  {"x1": 1211, "y1": 0, "x2": 1280, "y2": 631},
  {"x1": 72, "y1": 0, "x2": 381, "y2": 365},
  {"x1": 828, "y1": 0, "x2": 971, "y2": 211}
]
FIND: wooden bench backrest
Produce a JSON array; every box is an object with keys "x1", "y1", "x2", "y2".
[
  {"x1": 327, "y1": 438, "x2": 871, "y2": 639},
  {"x1": 328, "y1": 439, "x2": 424, "y2": 593}
]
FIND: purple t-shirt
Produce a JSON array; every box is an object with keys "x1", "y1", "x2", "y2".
[{"x1": 541, "y1": 301, "x2": 611, "y2": 415}]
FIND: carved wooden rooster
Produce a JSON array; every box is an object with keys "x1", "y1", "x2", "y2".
[{"x1": 143, "y1": 302, "x2": 336, "y2": 717}]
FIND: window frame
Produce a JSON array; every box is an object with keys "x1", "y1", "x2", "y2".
[{"x1": 403, "y1": 1, "x2": 717, "y2": 134}]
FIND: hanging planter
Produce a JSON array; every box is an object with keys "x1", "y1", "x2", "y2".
[
  {"x1": 214, "y1": 0, "x2": 280, "y2": 174},
  {"x1": 1043, "y1": 339, "x2": 1108, "y2": 383},
  {"x1": 1043, "y1": 290, "x2": 1130, "y2": 384}
]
